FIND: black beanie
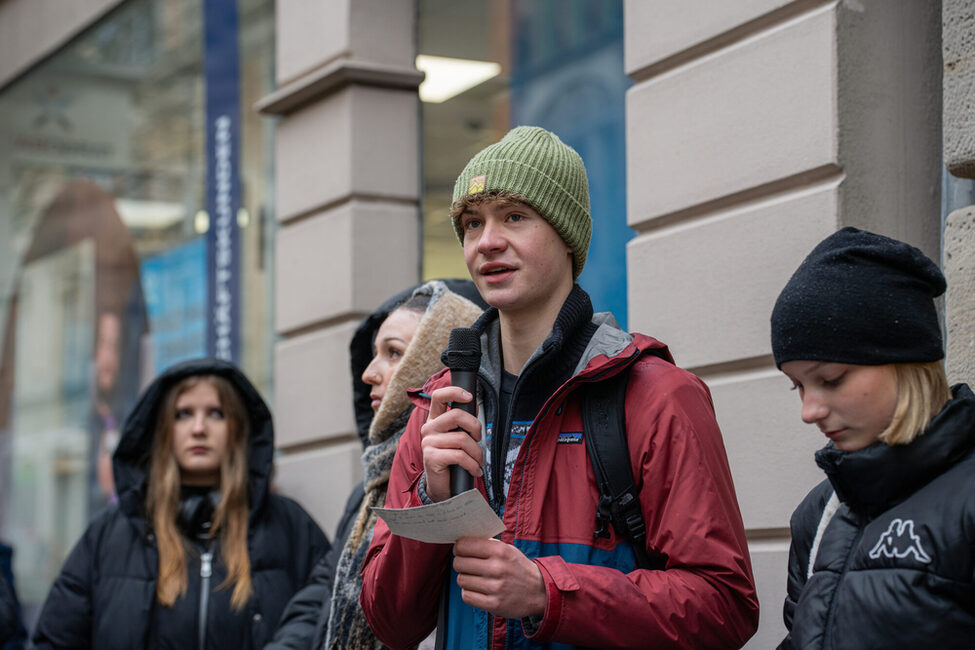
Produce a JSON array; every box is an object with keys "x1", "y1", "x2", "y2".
[{"x1": 770, "y1": 227, "x2": 946, "y2": 368}]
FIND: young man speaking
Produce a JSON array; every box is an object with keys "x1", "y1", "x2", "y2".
[{"x1": 361, "y1": 126, "x2": 758, "y2": 649}]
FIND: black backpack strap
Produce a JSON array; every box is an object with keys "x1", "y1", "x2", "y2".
[{"x1": 582, "y1": 368, "x2": 658, "y2": 570}]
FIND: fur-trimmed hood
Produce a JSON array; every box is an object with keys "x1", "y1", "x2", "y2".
[
  {"x1": 367, "y1": 281, "x2": 484, "y2": 442},
  {"x1": 348, "y1": 279, "x2": 486, "y2": 446},
  {"x1": 322, "y1": 282, "x2": 483, "y2": 650}
]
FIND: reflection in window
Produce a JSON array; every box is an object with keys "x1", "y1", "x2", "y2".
[
  {"x1": 0, "y1": 0, "x2": 274, "y2": 620},
  {"x1": 418, "y1": 0, "x2": 511, "y2": 281}
]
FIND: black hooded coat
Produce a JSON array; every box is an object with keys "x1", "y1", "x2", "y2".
[{"x1": 32, "y1": 358, "x2": 328, "y2": 649}]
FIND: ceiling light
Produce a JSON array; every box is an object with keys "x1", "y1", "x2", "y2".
[
  {"x1": 115, "y1": 198, "x2": 184, "y2": 230},
  {"x1": 416, "y1": 54, "x2": 501, "y2": 104},
  {"x1": 194, "y1": 210, "x2": 210, "y2": 234}
]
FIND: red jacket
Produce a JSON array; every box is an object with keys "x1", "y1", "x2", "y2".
[{"x1": 361, "y1": 329, "x2": 758, "y2": 649}]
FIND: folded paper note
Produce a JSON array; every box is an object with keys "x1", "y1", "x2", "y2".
[{"x1": 373, "y1": 488, "x2": 505, "y2": 544}]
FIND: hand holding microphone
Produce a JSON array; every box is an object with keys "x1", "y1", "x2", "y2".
[
  {"x1": 444, "y1": 328, "x2": 481, "y2": 495},
  {"x1": 420, "y1": 328, "x2": 483, "y2": 501}
]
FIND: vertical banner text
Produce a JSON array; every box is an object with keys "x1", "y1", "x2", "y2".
[{"x1": 203, "y1": 0, "x2": 242, "y2": 363}]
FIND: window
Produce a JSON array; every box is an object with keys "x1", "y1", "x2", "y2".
[{"x1": 0, "y1": 0, "x2": 274, "y2": 617}]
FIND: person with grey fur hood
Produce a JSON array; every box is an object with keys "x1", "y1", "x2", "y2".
[{"x1": 267, "y1": 280, "x2": 484, "y2": 650}]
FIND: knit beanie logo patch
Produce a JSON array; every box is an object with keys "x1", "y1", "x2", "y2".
[{"x1": 468, "y1": 174, "x2": 486, "y2": 195}]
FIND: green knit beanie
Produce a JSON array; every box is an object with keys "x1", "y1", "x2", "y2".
[{"x1": 451, "y1": 126, "x2": 592, "y2": 279}]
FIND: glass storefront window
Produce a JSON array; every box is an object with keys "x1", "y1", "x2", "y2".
[
  {"x1": 418, "y1": 0, "x2": 632, "y2": 325},
  {"x1": 0, "y1": 0, "x2": 274, "y2": 619},
  {"x1": 418, "y1": 0, "x2": 511, "y2": 281}
]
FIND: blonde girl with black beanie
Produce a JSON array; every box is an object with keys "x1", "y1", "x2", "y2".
[{"x1": 771, "y1": 227, "x2": 975, "y2": 649}]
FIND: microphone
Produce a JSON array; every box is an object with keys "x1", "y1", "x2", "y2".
[{"x1": 444, "y1": 327, "x2": 481, "y2": 495}]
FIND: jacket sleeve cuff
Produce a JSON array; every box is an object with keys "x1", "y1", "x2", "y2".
[
  {"x1": 416, "y1": 473, "x2": 435, "y2": 505},
  {"x1": 523, "y1": 556, "x2": 579, "y2": 641}
]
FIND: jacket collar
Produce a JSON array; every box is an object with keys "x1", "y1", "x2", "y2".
[
  {"x1": 470, "y1": 285, "x2": 596, "y2": 392},
  {"x1": 460, "y1": 285, "x2": 675, "y2": 393},
  {"x1": 816, "y1": 383, "x2": 975, "y2": 517},
  {"x1": 412, "y1": 287, "x2": 675, "y2": 409}
]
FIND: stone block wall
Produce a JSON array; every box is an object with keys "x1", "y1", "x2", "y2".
[
  {"x1": 944, "y1": 0, "x2": 975, "y2": 387},
  {"x1": 259, "y1": 0, "x2": 423, "y2": 534},
  {"x1": 944, "y1": 0, "x2": 975, "y2": 178}
]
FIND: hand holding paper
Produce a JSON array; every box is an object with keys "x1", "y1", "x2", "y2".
[{"x1": 373, "y1": 489, "x2": 504, "y2": 544}]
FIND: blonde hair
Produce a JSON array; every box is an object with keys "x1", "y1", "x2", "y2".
[
  {"x1": 147, "y1": 374, "x2": 253, "y2": 610},
  {"x1": 879, "y1": 361, "x2": 952, "y2": 446}
]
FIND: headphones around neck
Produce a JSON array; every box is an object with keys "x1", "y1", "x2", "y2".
[{"x1": 177, "y1": 489, "x2": 221, "y2": 540}]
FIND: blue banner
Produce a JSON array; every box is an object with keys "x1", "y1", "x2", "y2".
[
  {"x1": 203, "y1": 0, "x2": 242, "y2": 363},
  {"x1": 510, "y1": 1, "x2": 631, "y2": 327}
]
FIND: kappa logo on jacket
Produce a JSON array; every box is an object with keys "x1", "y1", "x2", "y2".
[{"x1": 868, "y1": 518, "x2": 932, "y2": 564}]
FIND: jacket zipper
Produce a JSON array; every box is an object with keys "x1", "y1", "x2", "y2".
[
  {"x1": 492, "y1": 385, "x2": 510, "y2": 515},
  {"x1": 482, "y1": 349, "x2": 641, "y2": 649},
  {"x1": 198, "y1": 548, "x2": 212, "y2": 650},
  {"x1": 487, "y1": 383, "x2": 501, "y2": 646},
  {"x1": 486, "y1": 343, "x2": 640, "y2": 510},
  {"x1": 482, "y1": 369, "x2": 504, "y2": 649},
  {"x1": 820, "y1": 519, "x2": 863, "y2": 650},
  {"x1": 490, "y1": 348, "x2": 553, "y2": 512}
]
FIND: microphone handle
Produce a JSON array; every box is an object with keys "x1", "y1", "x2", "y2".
[{"x1": 449, "y1": 368, "x2": 477, "y2": 495}]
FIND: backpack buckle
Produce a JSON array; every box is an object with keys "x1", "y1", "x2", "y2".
[
  {"x1": 614, "y1": 491, "x2": 647, "y2": 544},
  {"x1": 594, "y1": 494, "x2": 613, "y2": 539}
]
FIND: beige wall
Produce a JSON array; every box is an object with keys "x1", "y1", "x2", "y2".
[
  {"x1": 624, "y1": 0, "x2": 942, "y2": 647},
  {"x1": 0, "y1": 0, "x2": 122, "y2": 88},
  {"x1": 260, "y1": 0, "x2": 423, "y2": 534}
]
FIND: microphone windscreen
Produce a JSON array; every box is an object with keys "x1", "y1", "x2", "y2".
[{"x1": 445, "y1": 328, "x2": 481, "y2": 372}]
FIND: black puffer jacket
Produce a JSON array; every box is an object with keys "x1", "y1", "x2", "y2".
[
  {"x1": 779, "y1": 384, "x2": 975, "y2": 649},
  {"x1": 32, "y1": 358, "x2": 329, "y2": 649},
  {"x1": 0, "y1": 573, "x2": 18, "y2": 646}
]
